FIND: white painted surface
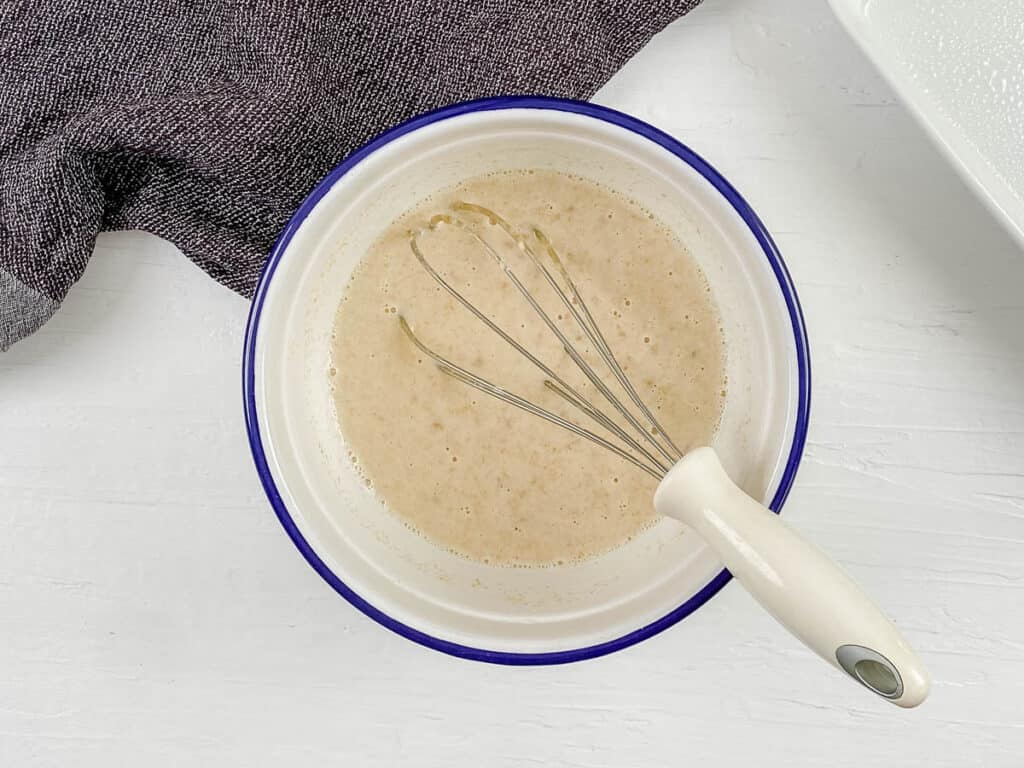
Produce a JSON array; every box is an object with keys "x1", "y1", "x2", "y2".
[{"x1": 2, "y1": 0, "x2": 1022, "y2": 764}]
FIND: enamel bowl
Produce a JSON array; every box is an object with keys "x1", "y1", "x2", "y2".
[{"x1": 243, "y1": 96, "x2": 810, "y2": 663}]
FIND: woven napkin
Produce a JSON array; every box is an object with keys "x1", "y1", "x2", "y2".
[{"x1": 0, "y1": 0, "x2": 701, "y2": 349}]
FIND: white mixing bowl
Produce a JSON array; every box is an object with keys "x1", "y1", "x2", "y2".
[{"x1": 243, "y1": 97, "x2": 811, "y2": 663}]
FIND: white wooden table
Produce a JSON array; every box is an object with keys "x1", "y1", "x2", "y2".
[{"x1": 3, "y1": 1, "x2": 1022, "y2": 764}]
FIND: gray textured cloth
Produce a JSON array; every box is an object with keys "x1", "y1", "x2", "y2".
[{"x1": 0, "y1": 0, "x2": 701, "y2": 349}]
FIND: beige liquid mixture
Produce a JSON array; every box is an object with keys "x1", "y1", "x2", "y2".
[{"x1": 331, "y1": 170, "x2": 725, "y2": 566}]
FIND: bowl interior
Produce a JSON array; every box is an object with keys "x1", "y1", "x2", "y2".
[{"x1": 248, "y1": 103, "x2": 805, "y2": 657}]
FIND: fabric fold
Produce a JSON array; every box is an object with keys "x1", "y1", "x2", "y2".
[{"x1": 0, "y1": 0, "x2": 701, "y2": 348}]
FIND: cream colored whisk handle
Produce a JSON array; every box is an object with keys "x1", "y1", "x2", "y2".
[{"x1": 654, "y1": 447, "x2": 930, "y2": 708}]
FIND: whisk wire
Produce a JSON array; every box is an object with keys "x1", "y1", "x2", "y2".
[
  {"x1": 531, "y1": 227, "x2": 684, "y2": 459},
  {"x1": 445, "y1": 205, "x2": 677, "y2": 465},
  {"x1": 410, "y1": 221, "x2": 670, "y2": 473},
  {"x1": 401, "y1": 203, "x2": 683, "y2": 478},
  {"x1": 399, "y1": 317, "x2": 664, "y2": 480}
]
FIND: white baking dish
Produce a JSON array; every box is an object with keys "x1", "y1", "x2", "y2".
[{"x1": 829, "y1": 0, "x2": 1024, "y2": 248}]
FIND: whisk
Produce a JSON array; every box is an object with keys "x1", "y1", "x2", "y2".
[{"x1": 400, "y1": 203, "x2": 929, "y2": 707}]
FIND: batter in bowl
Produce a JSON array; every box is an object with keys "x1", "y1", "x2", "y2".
[{"x1": 330, "y1": 170, "x2": 725, "y2": 566}]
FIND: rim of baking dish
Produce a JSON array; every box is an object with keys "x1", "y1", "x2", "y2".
[{"x1": 243, "y1": 95, "x2": 812, "y2": 665}]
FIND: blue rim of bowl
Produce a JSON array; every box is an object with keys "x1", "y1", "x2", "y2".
[{"x1": 243, "y1": 95, "x2": 811, "y2": 665}]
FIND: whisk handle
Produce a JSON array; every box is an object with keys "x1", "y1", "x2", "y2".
[{"x1": 654, "y1": 447, "x2": 930, "y2": 708}]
